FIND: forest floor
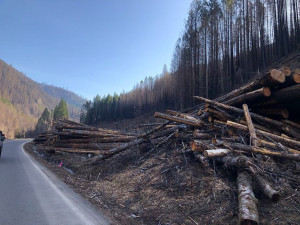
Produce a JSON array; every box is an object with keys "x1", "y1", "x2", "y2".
[{"x1": 24, "y1": 116, "x2": 300, "y2": 224}]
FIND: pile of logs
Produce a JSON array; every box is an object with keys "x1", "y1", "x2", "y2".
[
  {"x1": 152, "y1": 67, "x2": 300, "y2": 225},
  {"x1": 34, "y1": 119, "x2": 138, "y2": 155},
  {"x1": 33, "y1": 67, "x2": 300, "y2": 225}
]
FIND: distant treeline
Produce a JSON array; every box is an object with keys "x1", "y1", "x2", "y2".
[{"x1": 80, "y1": 0, "x2": 300, "y2": 125}]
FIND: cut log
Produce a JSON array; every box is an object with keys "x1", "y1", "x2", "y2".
[
  {"x1": 237, "y1": 171, "x2": 259, "y2": 225},
  {"x1": 279, "y1": 67, "x2": 291, "y2": 76},
  {"x1": 165, "y1": 110, "x2": 200, "y2": 122},
  {"x1": 258, "y1": 84, "x2": 300, "y2": 105},
  {"x1": 190, "y1": 140, "x2": 210, "y2": 152},
  {"x1": 243, "y1": 104, "x2": 260, "y2": 147},
  {"x1": 255, "y1": 175, "x2": 280, "y2": 202},
  {"x1": 225, "y1": 142, "x2": 300, "y2": 161},
  {"x1": 203, "y1": 149, "x2": 231, "y2": 157},
  {"x1": 255, "y1": 107, "x2": 289, "y2": 119},
  {"x1": 154, "y1": 112, "x2": 205, "y2": 127},
  {"x1": 260, "y1": 140, "x2": 300, "y2": 154},
  {"x1": 193, "y1": 130, "x2": 212, "y2": 139},
  {"x1": 213, "y1": 69, "x2": 285, "y2": 103},
  {"x1": 204, "y1": 107, "x2": 234, "y2": 121},
  {"x1": 226, "y1": 121, "x2": 300, "y2": 148},
  {"x1": 281, "y1": 120, "x2": 300, "y2": 130},
  {"x1": 223, "y1": 87, "x2": 271, "y2": 106},
  {"x1": 194, "y1": 96, "x2": 298, "y2": 138}
]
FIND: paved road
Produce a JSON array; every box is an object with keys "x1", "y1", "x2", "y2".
[{"x1": 0, "y1": 139, "x2": 111, "y2": 225}]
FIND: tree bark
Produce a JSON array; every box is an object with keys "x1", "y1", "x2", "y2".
[
  {"x1": 154, "y1": 112, "x2": 205, "y2": 127},
  {"x1": 223, "y1": 87, "x2": 271, "y2": 106},
  {"x1": 237, "y1": 171, "x2": 259, "y2": 225},
  {"x1": 243, "y1": 104, "x2": 260, "y2": 147}
]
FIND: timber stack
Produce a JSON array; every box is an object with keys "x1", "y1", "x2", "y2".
[
  {"x1": 33, "y1": 67, "x2": 300, "y2": 225},
  {"x1": 34, "y1": 119, "x2": 138, "y2": 155}
]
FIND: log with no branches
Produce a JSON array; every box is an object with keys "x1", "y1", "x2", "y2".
[
  {"x1": 257, "y1": 84, "x2": 300, "y2": 105},
  {"x1": 217, "y1": 156, "x2": 280, "y2": 201},
  {"x1": 260, "y1": 140, "x2": 300, "y2": 154},
  {"x1": 190, "y1": 140, "x2": 210, "y2": 152},
  {"x1": 194, "y1": 96, "x2": 298, "y2": 138},
  {"x1": 154, "y1": 112, "x2": 205, "y2": 127},
  {"x1": 254, "y1": 107, "x2": 289, "y2": 119},
  {"x1": 225, "y1": 142, "x2": 300, "y2": 161},
  {"x1": 226, "y1": 121, "x2": 300, "y2": 148},
  {"x1": 203, "y1": 149, "x2": 231, "y2": 157},
  {"x1": 223, "y1": 87, "x2": 271, "y2": 106},
  {"x1": 214, "y1": 69, "x2": 285, "y2": 103},
  {"x1": 243, "y1": 104, "x2": 260, "y2": 147},
  {"x1": 237, "y1": 171, "x2": 259, "y2": 225},
  {"x1": 255, "y1": 175, "x2": 280, "y2": 202}
]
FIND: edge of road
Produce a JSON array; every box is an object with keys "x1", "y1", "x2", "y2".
[{"x1": 21, "y1": 140, "x2": 111, "y2": 225}]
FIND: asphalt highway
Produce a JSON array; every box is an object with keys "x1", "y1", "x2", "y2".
[{"x1": 0, "y1": 139, "x2": 111, "y2": 225}]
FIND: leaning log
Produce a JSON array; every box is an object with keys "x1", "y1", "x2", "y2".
[
  {"x1": 255, "y1": 175, "x2": 280, "y2": 202},
  {"x1": 223, "y1": 87, "x2": 271, "y2": 106},
  {"x1": 226, "y1": 121, "x2": 300, "y2": 148},
  {"x1": 243, "y1": 104, "x2": 260, "y2": 147},
  {"x1": 257, "y1": 84, "x2": 300, "y2": 105},
  {"x1": 225, "y1": 142, "x2": 300, "y2": 161},
  {"x1": 214, "y1": 69, "x2": 285, "y2": 103},
  {"x1": 194, "y1": 96, "x2": 298, "y2": 138},
  {"x1": 154, "y1": 112, "x2": 205, "y2": 127},
  {"x1": 237, "y1": 171, "x2": 259, "y2": 225}
]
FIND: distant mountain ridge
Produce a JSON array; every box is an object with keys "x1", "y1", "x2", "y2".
[
  {"x1": 39, "y1": 83, "x2": 86, "y2": 109},
  {"x1": 0, "y1": 59, "x2": 85, "y2": 138}
]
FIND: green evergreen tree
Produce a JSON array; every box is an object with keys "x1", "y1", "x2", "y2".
[
  {"x1": 35, "y1": 107, "x2": 51, "y2": 134},
  {"x1": 53, "y1": 99, "x2": 69, "y2": 122}
]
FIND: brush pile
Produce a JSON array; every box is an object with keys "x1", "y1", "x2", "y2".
[{"x1": 33, "y1": 67, "x2": 300, "y2": 225}]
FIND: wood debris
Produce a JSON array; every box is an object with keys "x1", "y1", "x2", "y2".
[{"x1": 33, "y1": 67, "x2": 300, "y2": 225}]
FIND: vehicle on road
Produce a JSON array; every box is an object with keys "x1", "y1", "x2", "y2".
[{"x1": 0, "y1": 131, "x2": 5, "y2": 157}]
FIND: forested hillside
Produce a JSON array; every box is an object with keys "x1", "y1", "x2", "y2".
[
  {"x1": 0, "y1": 59, "x2": 85, "y2": 138},
  {"x1": 40, "y1": 84, "x2": 86, "y2": 109},
  {"x1": 81, "y1": 0, "x2": 300, "y2": 125}
]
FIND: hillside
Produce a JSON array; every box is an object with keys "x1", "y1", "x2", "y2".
[
  {"x1": 40, "y1": 84, "x2": 86, "y2": 109},
  {"x1": 0, "y1": 59, "x2": 85, "y2": 138}
]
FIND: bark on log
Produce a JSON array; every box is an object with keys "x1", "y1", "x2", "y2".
[
  {"x1": 260, "y1": 140, "x2": 300, "y2": 154},
  {"x1": 165, "y1": 110, "x2": 200, "y2": 122},
  {"x1": 243, "y1": 104, "x2": 260, "y2": 147},
  {"x1": 190, "y1": 140, "x2": 210, "y2": 152},
  {"x1": 193, "y1": 130, "x2": 212, "y2": 139},
  {"x1": 194, "y1": 96, "x2": 298, "y2": 138},
  {"x1": 255, "y1": 107, "x2": 289, "y2": 119},
  {"x1": 223, "y1": 87, "x2": 271, "y2": 106},
  {"x1": 154, "y1": 112, "x2": 205, "y2": 127},
  {"x1": 255, "y1": 175, "x2": 280, "y2": 202},
  {"x1": 226, "y1": 121, "x2": 300, "y2": 148},
  {"x1": 225, "y1": 142, "x2": 300, "y2": 161},
  {"x1": 281, "y1": 120, "x2": 300, "y2": 130},
  {"x1": 203, "y1": 149, "x2": 231, "y2": 157},
  {"x1": 214, "y1": 69, "x2": 285, "y2": 103},
  {"x1": 258, "y1": 84, "x2": 300, "y2": 105},
  {"x1": 237, "y1": 171, "x2": 259, "y2": 225}
]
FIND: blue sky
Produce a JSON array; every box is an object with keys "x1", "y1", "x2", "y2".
[{"x1": 0, "y1": 0, "x2": 192, "y2": 100}]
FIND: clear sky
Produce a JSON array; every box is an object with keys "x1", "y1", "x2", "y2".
[{"x1": 0, "y1": 0, "x2": 192, "y2": 100}]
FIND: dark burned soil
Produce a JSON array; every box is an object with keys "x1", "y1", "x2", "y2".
[{"x1": 25, "y1": 116, "x2": 300, "y2": 225}]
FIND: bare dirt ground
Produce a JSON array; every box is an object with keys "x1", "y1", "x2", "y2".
[{"x1": 25, "y1": 121, "x2": 300, "y2": 225}]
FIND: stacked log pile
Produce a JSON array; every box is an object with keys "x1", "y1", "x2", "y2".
[
  {"x1": 34, "y1": 119, "x2": 138, "y2": 155},
  {"x1": 33, "y1": 68, "x2": 300, "y2": 225}
]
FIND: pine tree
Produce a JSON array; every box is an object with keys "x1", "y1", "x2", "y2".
[
  {"x1": 35, "y1": 107, "x2": 51, "y2": 134},
  {"x1": 53, "y1": 99, "x2": 69, "y2": 122}
]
